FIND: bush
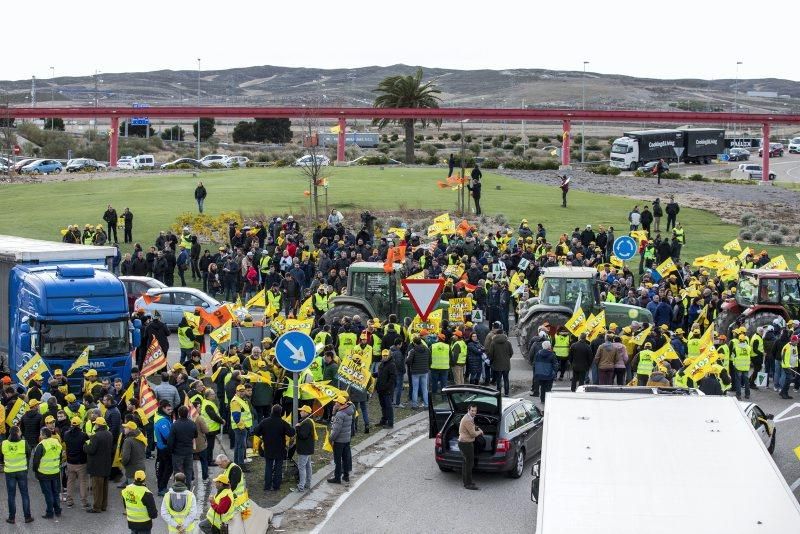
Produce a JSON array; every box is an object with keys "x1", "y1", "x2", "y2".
[
  {"x1": 414, "y1": 134, "x2": 424, "y2": 142},
  {"x1": 468, "y1": 143, "x2": 481, "y2": 155},
  {"x1": 503, "y1": 159, "x2": 560, "y2": 171},
  {"x1": 753, "y1": 230, "x2": 767, "y2": 241},
  {"x1": 481, "y1": 159, "x2": 500, "y2": 169},
  {"x1": 739, "y1": 229, "x2": 754, "y2": 240},
  {"x1": 494, "y1": 213, "x2": 508, "y2": 225},
  {"x1": 450, "y1": 133, "x2": 462, "y2": 142},
  {"x1": 464, "y1": 135, "x2": 473, "y2": 143},
  {"x1": 527, "y1": 135, "x2": 539, "y2": 143},
  {"x1": 741, "y1": 213, "x2": 757, "y2": 226},
  {"x1": 425, "y1": 135, "x2": 434, "y2": 140},
  {"x1": 512, "y1": 145, "x2": 524, "y2": 156},
  {"x1": 588, "y1": 164, "x2": 621, "y2": 176},
  {"x1": 421, "y1": 144, "x2": 437, "y2": 157},
  {"x1": 433, "y1": 142, "x2": 446, "y2": 149},
  {"x1": 483, "y1": 136, "x2": 492, "y2": 142},
  {"x1": 662, "y1": 172, "x2": 681, "y2": 180},
  {"x1": 502, "y1": 143, "x2": 514, "y2": 150},
  {"x1": 540, "y1": 136, "x2": 551, "y2": 143},
  {"x1": 509, "y1": 136, "x2": 521, "y2": 145},
  {"x1": 587, "y1": 153, "x2": 604, "y2": 162},
  {"x1": 491, "y1": 138, "x2": 502, "y2": 148},
  {"x1": 377, "y1": 143, "x2": 391, "y2": 154},
  {"x1": 357, "y1": 154, "x2": 390, "y2": 165},
  {"x1": 767, "y1": 232, "x2": 784, "y2": 244},
  {"x1": 274, "y1": 159, "x2": 290, "y2": 167},
  {"x1": 780, "y1": 226, "x2": 791, "y2": 236},
  {"x1": 633, "y1": 169, "x2": 646, "y2": 177},
  {"x1": 423, "y1": 155, "x2": 438, "y2": 165},
  {"x1": 390, "y1": 133, "x2": 399, "y2": 141},
  {"x1": 688, "y1": 173, "x2": 705, "y2": 181}
]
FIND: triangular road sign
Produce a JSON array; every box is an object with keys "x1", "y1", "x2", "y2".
[{"x1": 401, "y1": 278, "x2": 445, "y2": 321}]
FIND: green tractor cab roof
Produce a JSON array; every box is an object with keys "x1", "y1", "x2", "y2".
[
  {"x1": 347, "y1": 261, "x2": 404, "y2": 273},
  {"x1": 541, "y1": 266, "x2": 598, "y2": 279}
]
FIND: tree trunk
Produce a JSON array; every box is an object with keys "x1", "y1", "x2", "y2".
[{"x1": 404, "y1": 119, "x2": 415, "y2": 164}]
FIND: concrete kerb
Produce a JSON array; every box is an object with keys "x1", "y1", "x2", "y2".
[{"x1": 270, "y1": 408, "x2": 430, "y2": 518}]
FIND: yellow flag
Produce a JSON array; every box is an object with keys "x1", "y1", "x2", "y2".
[
  {"x1": 630, "y1": 230, "x2": 649, "y2": 243},
  {"x1": 723, "y1": 238, "x2": 742, "y2": 252},
  {"x1": 246, "y1": 289, "x2": 266, "y2": 309},
  {"x1": 284, "y1": 318, "x2": 314, "y2": 335},
  {"x1": 388, "y1": 227, "x2": 406, "y2": 236},
  {"x1": 323, "y1": 428, "x2": 334, "y2": 452},
  {"x1": 6, "y1": 398, "x2": 28, "y2": 427},
  {"x1": 121, "y1": 382, "x2": 134, "y2": 403},
  {"x1": 738, "y1": 247, "x2": 753, "y2": 262},
  {"x1": 565, "y1": 307, "x2": 587, "y2": 336},
  {"x1": 299, "y1": 382, "x2": 347, "y2": 406},
  {"x1": 298, "y1": 297, "x2": 314, "y2": 320},
  {"x1": 610, "y1": 255, "x2": 624, "y2": 268},
  {"x1": 686, "y1": 346, "x2": 721, "y2": 382},
  {"x1": 632, "y1": 326, "x2": 652, "y2": 346},
  {"x1": 587, "y1": 310, "x2": 606, "y2": 341},
  {"x1": 65, "y1": 347, "x2": 89, "y2": 377},
  {"x1": 656, "y1": 258, "x2": 677, "y2": 278},
  {"x1": 272, "y1": 315, "x2": 286, "y2": 334},
  {"x1": 761, "y1": 255, "x2": 789, "y2": 271},
  {"x1": 264, "y1": 302, "x2": 278, "y2": 318},
  {"x1": 210, "y1": 320, "x2": 232, "y2": 344},
  {"x1": 698, "y1": 325, "x2": 715, "y2": 353},
  {"x1": 183, "y1": 312, "x2": 200, "y2": 331},
  {"x1": 409, "y1": 308, "x2": 443, "y2": 334},
  {"x1": 17, "y1": 352, "x2": 50, "y2": 384},
  {"x1": 433, "y1": 213, "x2": 451, "y2": 225},
  {"x1": 406, "y1": 270, "x2": 425, "y2": 280}
]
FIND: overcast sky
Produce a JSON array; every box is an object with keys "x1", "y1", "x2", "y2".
[{"x1": 7, "y1": 1, "x2": 795, "y2": 82}]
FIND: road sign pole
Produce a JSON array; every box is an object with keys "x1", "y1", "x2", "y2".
[{"x1": 292, "y1": 371, "x2": 299, "y2": 426}]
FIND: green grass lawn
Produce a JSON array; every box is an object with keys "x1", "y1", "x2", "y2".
[{"x1": 0, "y1": 167, "x2": 796, "y2": 262}]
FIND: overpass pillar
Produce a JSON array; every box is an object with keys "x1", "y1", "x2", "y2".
[
  {"x1": 109, "y1": 116, "x2": 119, "y2": 169},
  {"x1": 561, "y1": 120, "x2": 571, "y2": 168},
  {"x1": 761, "y1": 122, "x2": 770, "y2": 183},
  {"x1": 336, "y1": 117, "x2": 346, "y2": 164}
]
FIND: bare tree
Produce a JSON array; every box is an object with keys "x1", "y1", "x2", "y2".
[{"x1": 297, "y1": 113, "x2": 331, "y2": 221}]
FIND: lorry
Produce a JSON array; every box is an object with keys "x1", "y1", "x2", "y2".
[
  {"x1": 530, "y1": 391, "x2": 800, "y2": 534},
  {"x1": 0, "y1": 235, "x2": 140, "y2": 390},
  {"x1": 610, "y1": 128, "x2": 725, "y2": 170}
]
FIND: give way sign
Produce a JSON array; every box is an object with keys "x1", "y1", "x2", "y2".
[{"x1": 401, "y1": 278, "x2": 445, "y2": 321}]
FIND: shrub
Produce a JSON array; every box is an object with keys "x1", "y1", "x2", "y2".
[
  {"x1": 357, "y1": 154, "x2": 390, "y2": 165},
  {"x1": 414, "y1": 134, "x2": 424, "y2": 142},
  {"x1": 464, "y1": 135, "x2": 473, "y2": 143},
  {"x1": 433, "y1": 142, "x2": 446, "y2": 149},
  {"x1": 688, "y1": 173, "x2": 705, "y2": 181},
  {"x1": 481, "y1": 159, "x2": 500, "y2": 169},
  {"x1": 377, "y1": 143, "x2": 391, "y2": 154},
  {"x1": 753, "y1": 230, "x2": 767, "y2": 241},
  {"x1": 633, "y1": 169, "x2": 646, "y2": 177},
  {"x1": 540, "y1": 136, "x2": 551, "y2": 143},
  {"x1": 468, "y1": 143, "x2": 481, "y2": 155},
  {"x1": 441, "y1": 133, "x2": 449, "y2": 139},
  {"x1": 528, "y1": 135, "x2": 539, "y2": 143},
  {"x1": 767, "y1": 232, "x2": 784, "y2": 244},
  {"x1": 509, "y1": 136, "x2": 522, "y2": 145},
  {"x1": 425, "y1": 135, "x2": 434, "y2": 140},
  {"x1": 274, "y1": 158, "x2": 290, "y2": 167},
  {"x1": 780, "y1": 225, "x2": 791, "y2": 236},
  {"x1": 491, "y1": 138, "x2": 502, "y2": 148},
  {"x1": 421, "y1": 144, "x2": 437, "y2": 157},
  {"x1": 739, "y1": 229, "x2": 754, "y2": 240},
  {"x1": 587, "y1": 153, "x2": 604, "y2": 162},
  {"x1": 512, "y1": 145, "x2": 524, "y2": 156},
  {"x1": 423, "y1": 155, "x2": 438, "y2": 165},
  {"x1": 662, "y1": 172, "x2": 681, "y2": 180},
  {"x1": 740, "y1": 213, "x2": 756, "y2": 226},
  {"x1": 483, "y1": 136, "x2": 492, "y2": 142},
  {"x1": 390, "y1": 133, "x2": 398, "y2": 141},
  {"x1": 494, "y1": 213, "x2": 508, "y2": 225},
  {"x1": 450, "y1": 133, "x2": 462, "y2": 142}
]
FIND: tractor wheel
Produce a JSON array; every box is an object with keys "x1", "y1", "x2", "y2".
[
  {"x1": 742, "y1": 312, "x2": 783, "y2": 338},
  {"x1": 517, "y1": 311, "x2": 569, "y2": 356},
  {"x1": 715, "y1": 310, "x2": 738, "y2": 338},
  {"x1": 321, "y1": 304, "x2": 369, "y2": 327}
]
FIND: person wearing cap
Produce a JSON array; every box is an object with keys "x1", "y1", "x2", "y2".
[
  {"x1": 201, "y1": 473, "x2": 234, "y2": 534},
  {"x1": 2, "y1": 425, "x2": 34, "y2": 524},
  {"x1": 290, "y1": 404, "x2": 315, "y2": 493},
  {"x1": 779, "y1": 335, "x2": 800, "y2": 399},
  {"x1": 327, "y1": 396, "x2": 354, "y2": 485},
  {"x1": 26, "y1": 374, "x2": 44, "y2": 401},
  {"x1": 430, "y1": 334, "x2": 451, "y2": 394},
  {"x1": 63, "y1": 415, "x2": 90, "y2": 510},
  {"x1": 450, "y1": 331, "x2": 468, "y2": 385},
  {"x1": 33, "y1": 427, "x2": 63, "y2": 519},
  {"x1": 119, "y1": 420, "x2": 147, "y2": 490},
  {"x1": 84, "y1": 415, "x2": 113, "y2": 513},
  {"x1": 375, "y1": 349, "x2": 398, "y2": 429},
  {"x1": 749, "y1": 326, "x2": 766, "y2": 390},
  {"x1": 732, "y1": 334, "x2": 752, "y2": 400},
  {"x1": 632, "y1": 342, "x2": 655, "y2": 386},
  {"x1": 20, "y1": 399, "x2": 43, "y2": 455},
  {"x1": 82, "y1": 368, "x2": 104, "y2": 401},
  {"x1": 161, "y1": 472, "x2": 200, "y2": 534},
  {"x1": 230, "y1": 384, "x2": 253, "y2": 470},
  {"x1": 121, "y1": 469, "x2": 158, "y2": 533}
]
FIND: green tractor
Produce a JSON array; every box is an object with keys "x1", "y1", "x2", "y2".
[
  {"x1": 321, "y1": 262, "x2": 449, "y2": 325},
  {"x1": 515, "y1": 267, "x2": 652, "y2": 357}
]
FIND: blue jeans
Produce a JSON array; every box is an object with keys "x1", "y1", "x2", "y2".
[
  {"x1": 393, "y1": 374, "x2": 404, "y2": 405},
  {"x1": 430, "y1": 369, "x2": 449, "y2": 394},
  {"x1": 411, "y1": 373, "x2": 429, "y2": 407},
  {"x1": 39, "y1": 477, "x2": 61, "y2": 517},
  {"x1": 351, "y1": 401, "x2": 369, "y2": 432},
  {"x1": 5, "y1": 471, "x2": 31, "y2": 520},
  {"x1": 732, "y1": 370, "x2": 750, "y2": 398},
  {"x1": 197, "y1": 197, "x2": 204, "y2": 213},
  {"x1": 774, "y1": 364, "x2": 784, "y2": 390},
  {"x1": 264, "y1": 457, "x2": 283, "y2": 491},
  {"x1": 233, "y1": 429, "x2": 248, "y2": 467}
]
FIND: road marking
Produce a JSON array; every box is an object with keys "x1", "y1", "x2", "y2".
[
  {"x1": 791, "y1": 478, "x2": 800, "y2": 492},
  {"x1": 772, "y1": 402, "x2": 800, "y2": 424},
  {"x1": 310, "y1": 434, "x2": 426, "y2": 534}
]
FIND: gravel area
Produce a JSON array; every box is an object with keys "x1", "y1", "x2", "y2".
[{"x1": 495, "y1": 169, "x2": 800, "y2": 226}]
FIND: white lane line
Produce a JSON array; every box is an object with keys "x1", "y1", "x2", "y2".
[
  {"x1": 773, "y1": 402, "x2": 800, "y2": 424},
  {"x1": 310, "y1": 434, "x2": 426, "y2": 534},
  {"x1": 791, "y1": 478, "x2": 800, "y2": 491}
]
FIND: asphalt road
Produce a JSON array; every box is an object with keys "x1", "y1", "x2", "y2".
[{"x1": 647, "y1": 152, "x2": 800, "y2": 183}]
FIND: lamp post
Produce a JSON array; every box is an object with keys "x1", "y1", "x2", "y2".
[
  {"x1": 734, "y1": 61, "x2": 742, "y2": 135},
  {"x1": 581, "y1": 60, "x2": 589, "y2": 163},
  {"x1": 49, "y1": 67, "x2": 54, "y2": 130},
  {"x1": 197, "y1": 58, "x2": 201, "y2": 159}
]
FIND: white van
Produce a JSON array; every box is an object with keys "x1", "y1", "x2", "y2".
[
  {"x1": 788, "y1": 137, "x2": 800, "y2": 154},
  {"x1": 132, "y1": 154, "x2": 155, "y2": 170}
]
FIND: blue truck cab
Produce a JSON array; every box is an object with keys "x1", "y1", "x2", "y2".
[{"x1": 0, "y1": 236, "x2": 141, "y2": 391}]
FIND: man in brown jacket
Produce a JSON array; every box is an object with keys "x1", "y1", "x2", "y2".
[
  {"x1": 458, "y1": 404, "x2": 483, "y2": 491},
  {"x1": 593, "y1": 335, "x2": 618, "y2": 385}
]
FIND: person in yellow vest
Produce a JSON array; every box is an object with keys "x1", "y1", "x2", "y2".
[
  {"x1": 308, "y1": 351, "x2": 324, "y2": 382},
  {"x1": 267, "y1": 284, "x2": 283, "y2": 314},
  {"x1": 215, "y1": 454, "x2": 247, "y2": 514},
  {"x1": 201, "y1": 474, "x2": 235, "y2": 534},
  {"x1": 177, "y1": 317, "x2": 196, "y2": 365},
  {"x1": 430, "y1": 334, "x2": 451, "y2": 394},
  {"x1": 230, "y1": 385, "x2": 253, "y2": 469},
  {"x1": 732, "y1": 334, "x2": 752, "y2": 400},
  {"x1": 715, "y1": 334, "x2": 732, "y2": 393},
  {"x1": 32, "y1": 427, "x2": 63, "y2": 519},
  {"x1": 686, "y1": 328, "x2": 702, "y2": 360},
  {"x1": 285, "y1": 367, "x2": 316, "y2": 411},
  {"x1": 121, "y1": 470, "x2": 158, "y2": 532},
  {"x1": 337, "y1": 326, "x2": 357, "y2": 360},
  {"x1": 201, "y1": 389, "x2": 224, "y2": 468},
  {"x1": 553, "y1": 327, "x2": 571, "y2": 381},
  {"x1": 83, "y1": 369, "x2": 104, "y2": 401},
  {"x1": 312, "y1": 286, "x2": 329, "y2": 317},
  {"x1": 779, "y1": 335, "x2": 800, "y2": 399},
  {"x1": 2, "y1": 425, "x2": 33, "y2": 524},
  {"x1": 451, "y1": 330, "x2": 468, "y2": 385},
  {"x1": 160, "y1": 472, "x2": 200, "y2": 534},
  {"x1": 314, "y1": 325, "x2": 332, "y2": 349},
  {"x1": 749, "y1": 327, "x2": 765, "y2": 390},
  {"x1": 633, "y1": 342, "x2": 655, "y2": 386},
  {"x1": 352, "y1": 333, "x2": 374, "y2": 369}
]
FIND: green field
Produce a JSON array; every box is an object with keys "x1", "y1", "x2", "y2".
[{"x1": 0, "y1": 167, "x2": 796, "y2": 262}]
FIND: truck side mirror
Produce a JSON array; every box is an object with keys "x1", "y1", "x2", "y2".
[
  {"x1": 131, "y1": 319, "x2": 142, "y2": 349},
  {"x1": 530, "y1": 460, "x2": 540, "y2": 503},
  {"x1": 20, "y1": 322, "x2": 32, "y2": 353}
]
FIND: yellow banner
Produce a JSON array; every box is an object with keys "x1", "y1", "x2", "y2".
[
  {"x1": 656, "y1": 257, "x2": 677, "y2": 278},
  {"x1": 610, "y1": 255, "x2": 624, "y2": 268},
  {"x1": 565, "y1": 307, "x2": 587, "y2": 336},
  {"x1": 632, "y1": 326, "x2": 652, "y2": 346},
  {"x1": 723, "y1": 238, "x2": 742, "y2": 252},
  {"x1": 630, "y1": 230, "x2": 649, "y2": 243},
  {"x1": 388, "y1": 227, "x2": 407, "y2": 236},
  {"x1": 6, "y1": 398, "x2": 28, "y2": 427},
  {"x1": 448, "y1": 298, "x2": 473, "y2": 323},
  {"x1": 210, "y1": 320, "x2": 232, "y2": 344},
  {"x1": 761, "y1": 255, "x2": 789, "y2": 271},
  {"x1": 246, "y1": 289, "x2": 266, "y2": 309},
  {"x1": 284, "y1": 318, "x2": 314, "y2": 335},
  {"x1": 586, "y1": 310, "x2": 606, "y2": 341},
  {"x1": 685, "y1": 346, "x2": 721, "y2": 382},
  {"x1": 444, "y1": 265, "x2": 465, "y2": 279},
  {"x1": 738, "y1": 247, "x2": 753, "y2": 262},
  {"x1": 299, "y1": 381, "x2": 347, "y2": 406},
  {"x1": 409, "y1": 308, "x2": 443, "y2": 334},
  {"x1": 183, "y1": 312, "x2": 200, "y2": 332},
  {"x1": 297, "y1": 297, "x2": 314, "y2": 320},
  {"x1": 433, "y1": 213, "x2": 451, "y2": 225},
  {"x1": 335, "y1": 357, "x2": 374, "y2": 395},
  {"x1": 17, "y1": 352, "x2": 50, "y2": 384}
]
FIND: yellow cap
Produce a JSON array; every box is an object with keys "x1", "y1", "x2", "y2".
[
  {"x1": 70, "y1": 416, "x2": 81, "y2": 426},
  {"x1": 94, "y1": 417, "x2": 107, "y2": 426},
  {"x1": 335, "y1": 395, "x2": 349, "y2": 404},
  {"x1": 644, "y1": 342, "x2": 653, "y2": 349},
  {"x1": 214, "y1": 474, "x2": 230, "y2": 485},
  {"x1": 299, "y1": 405, "x2": 312, "y2": 414},
  {"x1": 173, "y1": 362, "x2": 185, "y2": 371},
  {"x1": 381, "y1": 349, "x2": 390, "y2": 356},
  {"x1": 738, "y1": 334, "x2": 747, "y2": 341},
  {"x1": 134, "y1": 470, "x2": 146, "y2": 482},
  {"x1": 28, "y1": 399, "x2": 40, "y2": 408},
  {"x1": 85, "y1": 369, "x2": 98, "y2": 377},
  {"x1": 53, "y1": 369, "x2": 63, "y2": 376},
  {"x1": 65, "y1": 393, "x2": 76, "y2": 403},
  {"x1": 123, "y1": 421, "x2": 138, "y2": 431},
  {"x1": 44, "y1": 415, "x2": 55, "y2": 423},
  {"x1": 236, "y1": 384, "x2": 245, "y2": 392}
]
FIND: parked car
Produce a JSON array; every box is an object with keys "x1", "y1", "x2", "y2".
[
  {"x1": 728, "y1": 148, "x2": 750, "y2": 161},
  {"x1": 160, "y1": 158, "x2": 202, "y2": 169},
  {"x1": 12, "y1": 158, "x2": 37, "y2": 174},
  {"x1": 639, "y1": 160, "x2": 669, "y2": 174},
  {"x1": 132, "y1": 154, "x2": 155, "y2": 170},
  {"x1": 759, "y1": 143, "x2": 784, "y2": 158},
  {"x1": 66, "y1": 158, "x2": 102, "y2": 173},
  {"x1": 199, "y1": 154, "x2": 229, "y2": 167},
  {"x1": 227, "y1": 156, "x2": 249, "y2": 167},
  {"x1": 735, "y1": 163, "x2": 776, "y2": 181},
  {"x1": 22, "y1": 159, "x2": 63, "y2": 174},
  {"x1": 294, "y1": 154, "x2": 330, "y2": 167},
  {"x1": 119, "y1": 276, "x2": 167, "y2": 313},
  {"x1": 117, "y1": 156, "x2": 135, "y2": 169},
  {"x1": 133, "y1": 287, "x2": 221, "y2": 330},
  {"x1": 741, "y1": 402, "x2": 776, "y2": 455},
  {"x1": 429, "y1": 385, "x2": 543, "y2": 479},
  {"x1": 789, "y1": 137, "x2": 800, "y2": 154}
]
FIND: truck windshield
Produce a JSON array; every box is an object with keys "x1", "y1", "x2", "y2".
[
  {"x1": 39, "y1": 320, "x2": 128, "y2": 358},
  {"x1": 611, "y1": 143, "x2": 630, "y2": 154}
]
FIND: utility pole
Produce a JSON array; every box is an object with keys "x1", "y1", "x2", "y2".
[
  {"x1": 734, "y1": 61, "x2": 743, "y2": 136},
  {"x1": 30, "y1": 76, "x2": 36, "y2": 107},
  {"x1": 581, "y1": 61, "x2": 589, "y2": 163},
  {"x1": 50, "y1": 67, "x2": 55, "y2": 130},
  {"x1": 197, "y1": 58, "x2": 201, "y2": 159}
]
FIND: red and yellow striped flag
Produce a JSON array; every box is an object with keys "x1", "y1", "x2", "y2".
[{"x1": 138, "y1": 378, "x2": 159, "y2": 423}]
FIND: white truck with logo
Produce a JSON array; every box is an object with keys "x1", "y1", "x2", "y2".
[{"x1": 610, "y1": 128, "x2": 725, "y2": 170}]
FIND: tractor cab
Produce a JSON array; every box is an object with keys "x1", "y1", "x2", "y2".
[
  {"x1": 539, "y1": 269, "x2": 599, "y2": 311},
  {"x1": 734, "y1": 270, "x2": 800, "y2": 318}
]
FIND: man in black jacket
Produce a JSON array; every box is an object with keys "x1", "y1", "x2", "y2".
[
  {"x1": 376, "y1": 349, "x2": 398, "y2": 428},
  {"x1": 84, "y1": 417, "x2": 114, "y2": 513},
  {"x1": 665, "y1": 196, "x2": 680, "y2": 231},
  {"x1": 102, "y1": 204, "x2": 118, "y2": 244},
  {"x1": 144, "y1": 312, "x2": 170, "y2": 360},
  {"x1": 293, "y1": 405, "x2": 315, "y2": 492},
  {"x1": 194, "y1": 181, "x2": 207, "y2": 213},
  {"x1": 467, "y1": 175, "x2": 482, "y2": 215},
  {"x1": 254, "y1": 404, "x2": 295, "y2": 492},
  {"x1": 168, "y1": 405, "x2": 198, "y2": 489},
  {"x1": 63, "y1": 417, "x2": 90, "y2": 510},
  {"x1": 568, "y1": 333, "x2": 594, "y2": 392}
]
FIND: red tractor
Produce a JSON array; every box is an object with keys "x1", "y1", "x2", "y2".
[{"x1": 715, "y1": 269, "x2": 800, "y2": 336}]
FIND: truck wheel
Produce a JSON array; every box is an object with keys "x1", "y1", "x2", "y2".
[
  {"x1": 743, "y1": 312, "x2": 782, "y2": 338},
  {"x1": 517, "y1": 311, "x2": 569, "y2": 356},
  {"x1": 715, "y1": 310, "x2": 738, "y2": 338},
  {"x1": 629, "y1": 162, "x2": 638, "y2": 171},
  {"x1": 321, "y1": 304, "x2": 369, "y2": 327}
]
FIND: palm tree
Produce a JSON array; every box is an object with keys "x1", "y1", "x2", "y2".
[{"x1": 372, "y1": 68, "x2": 442, "y2": 164}]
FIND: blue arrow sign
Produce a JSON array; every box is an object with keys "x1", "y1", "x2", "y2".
[
  {"x1": 612, "y1": 236, "x2": 638, "y2": 261},
  {"x1": 275, "y1": 331, "x2": 316, "y2": 373}
]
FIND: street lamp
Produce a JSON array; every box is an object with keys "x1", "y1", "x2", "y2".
[
  {"x1": 581, "y1": 60, "x2": 589, "y2": 163},
  {"x1": 50, "y1": 66, "x2": 55, "y2": 130},
  {"x1": 734, "y1": 61, "x2": 742, "y2": 135},
  {"x1": 197, "y1": 58, "x2": 201, "y2": 159}
]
